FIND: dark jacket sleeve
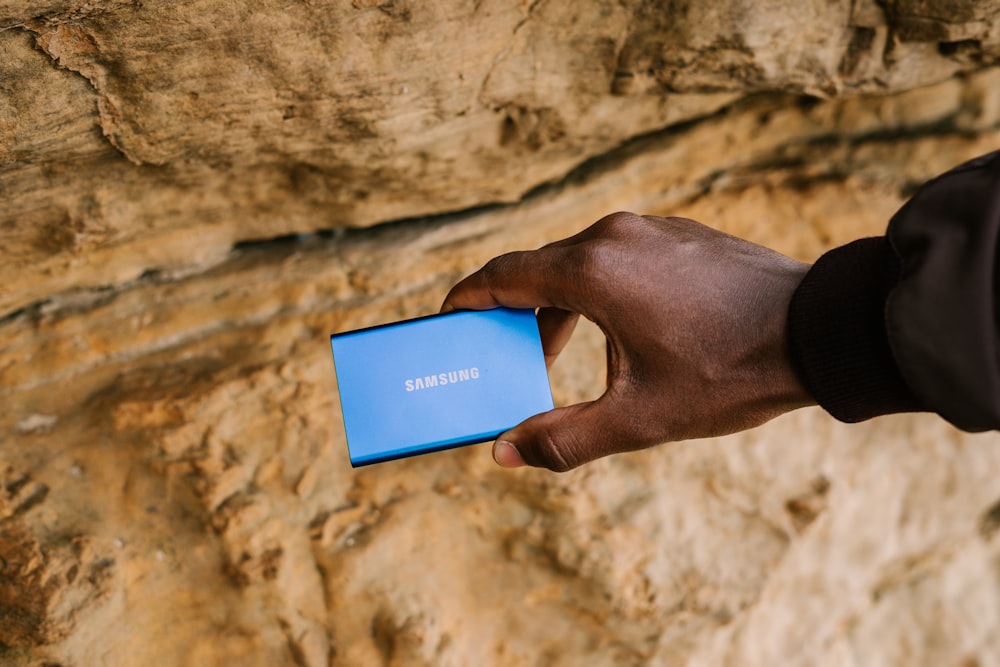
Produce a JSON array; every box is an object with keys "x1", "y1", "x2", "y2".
[{"x1": 787, "y1": 150, "x2": 1000, "y2": 431}]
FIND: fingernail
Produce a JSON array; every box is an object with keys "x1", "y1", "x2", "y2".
[{"x1": 492, "y1": 440, "x2": 525, "y2": 468}]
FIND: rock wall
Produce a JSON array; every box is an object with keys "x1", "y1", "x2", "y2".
[{"x1": 2, "y1": 1, "x2": 1000, "y2": 666}]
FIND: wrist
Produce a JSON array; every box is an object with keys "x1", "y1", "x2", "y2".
[{"x1": 765, "y1": 258, "x2": 815, "y2": 410}]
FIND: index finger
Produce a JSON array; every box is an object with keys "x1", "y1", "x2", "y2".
[{"x1": 441, "y1": 249, "x2": 567, "y2": 313}]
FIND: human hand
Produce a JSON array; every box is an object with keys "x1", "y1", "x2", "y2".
[{"x1": 441, "y1": 212, "x2": 815, "y2": 471}]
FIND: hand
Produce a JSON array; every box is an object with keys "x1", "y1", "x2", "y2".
[{"x1": 442, "y1": 212, "x2": 815, "y2": 471}]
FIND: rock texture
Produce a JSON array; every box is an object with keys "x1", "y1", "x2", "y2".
[
  {"x1": 2, "y1": 1, "x2": 1000, "y2": 666},
  {"x1": 2, "y1": 0, "x2": 1000, "y2": 316}
]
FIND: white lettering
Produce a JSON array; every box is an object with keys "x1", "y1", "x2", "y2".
[{"x1": 404, "y1": 367, "x2": 483, "y2": 392}]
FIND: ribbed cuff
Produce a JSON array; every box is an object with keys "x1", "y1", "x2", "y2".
[{"x1": 787, "y1": 237, "x2": 924, "y2": 423}]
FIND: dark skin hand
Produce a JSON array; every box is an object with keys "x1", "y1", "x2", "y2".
[{"x1": 441, "y1": 212, "x2": 817, "y2": 472}]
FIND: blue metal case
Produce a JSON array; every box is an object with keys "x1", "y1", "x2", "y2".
[{"x1": 330, "y1": 307, "x2": 554, "y2": 467}]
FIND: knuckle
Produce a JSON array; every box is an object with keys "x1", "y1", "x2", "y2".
[
  {"x1": 569, "y1": 211, "x2": 648, "y2": 283},
  {"x1": 480, "y1": 252, "x2": 519, "y2": 298},
  {"x1": 594, "y1": 211, "x2": 641, "y2": 236},
  {"x1": 572, "y1": 237, "x2": 621, "y2": 286},
  {"x1": 533, "y1": 428, "x2": 577, "y2": 473},
  {"x1": 481, "y1": 253, "x2": 511, "y2": 282}
]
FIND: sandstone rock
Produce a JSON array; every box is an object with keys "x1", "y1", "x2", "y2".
[
  {"x1": 3, "y1": 69, "x2": 1000, "y2": 664},
  {"x1": 3, "y1": 2, "x2": 1000, "y2": 665},
  {"x1": 0, "y1": 522, "x2": 117, "y2": 648},
  {"x1": 1, "y1": 0, "x2": 999, "y2": 317}
]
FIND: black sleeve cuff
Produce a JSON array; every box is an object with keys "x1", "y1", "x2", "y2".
[{"x1": 787, "y1": 237, "x2": 925, "y2": 423}]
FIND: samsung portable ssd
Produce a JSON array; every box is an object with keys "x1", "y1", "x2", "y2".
[{"x1": 330, "y1": 307, "x2": 554, "y2": 467}]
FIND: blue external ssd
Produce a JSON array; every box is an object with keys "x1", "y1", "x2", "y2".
[{"x1": 330, "y1": 307, "x2": 554, "y2": 467}]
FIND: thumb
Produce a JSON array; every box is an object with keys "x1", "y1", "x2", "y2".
[{"x1": 492, "y1": 401, "x2": 625, "y2": 472}]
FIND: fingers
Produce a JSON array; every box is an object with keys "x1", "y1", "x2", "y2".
[
  {"x1": 492, "y1": 398, "x2": 637, "y2": 472},
  {"x1": 492, "y1": 440, "x2": 526, "y2": 467},
  {"x1": 442, "y1": 211, "x2": 649, "y2": 314},
  {"x1": 441, "y1": 249, "x2": 567, "y2": 313},
  {"x1": 536, "y1": 307, "x2": 579, "y2": 368}
]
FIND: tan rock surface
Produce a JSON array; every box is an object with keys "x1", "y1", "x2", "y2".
[
  {"x1": 2, "y1": 2, "x2": 1000, "y2": 666},
  {"x1": 2, "y1": 0, "x2": 1000, "y2": 316}
]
